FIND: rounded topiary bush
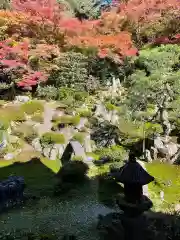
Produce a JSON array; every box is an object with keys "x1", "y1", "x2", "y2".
[
  {"x1": 77, "y1": 110, "x2": 92, "y2": 118},
  {"x1": 37, "y1": 85, "x2": 58, "y2": 100},
  {"x1": 24, "y1": 130, "x2": 38, "y2": 144},
  {"x1": 109, "y1": 162, "x2": 124, "y2": 173},
  {"x1": 74, "y1": 91, "x2": 88, "y2": 102},
  {"x1": 57, "y1": 161, "x2": 89, "y2": 183},
  {"x1": 8, "y1": 109, "x2": 26, "y2": 122},
  {"x1": 40, "y1": 132, "x2": 65, "y2": 145},
  {"x1": 0, "y1": 119, "x2": 10, "y2": 130},
  {"x1": 71, "y1": 156, "x2": 84, "y2": 161},
  {"x1": 31, "y1": 112, "x2": 44, "y2": 123},
  {"x1": 72, "y1": 132, "x2": 86, "y2": 144},
  {"x1": 52, "y1": 115, "x2": 80, "y2": 126},
  {"x1": 12, "y1": 124, "x2": 38, "y2": 143},
  {"x1": 54, "y1": 161, "x2": 89, "y2": 195},
  {"x1": 95, "y1": 146, "x2": 127, "y2": 162},
  {"x1": 21, "y1": 100, "x2": 44, "y2": 115}
]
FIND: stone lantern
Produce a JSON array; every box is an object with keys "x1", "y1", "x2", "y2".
[
  {"x1": 110, "y1": 152, "x2": 154, "y2": 216},
  {"x1": 109, "y1": 152, "x2": 155, "y2": 240}
]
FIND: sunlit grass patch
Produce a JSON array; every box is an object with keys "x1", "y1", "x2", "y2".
[
  {"x1": 146, "y1": 161, "x2": 180, "y2": 210},
  {"x1": 41, "y1": 157, "x2": 61, "y2": 173}
]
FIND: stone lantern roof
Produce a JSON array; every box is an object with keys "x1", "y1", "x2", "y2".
[{"x1": 110, "y1": 153, "x2": 154, "y2": 186}]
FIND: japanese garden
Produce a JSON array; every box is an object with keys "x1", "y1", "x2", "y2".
[{"x1": 0, "y1": 0, "x2": 180, "y2": 239}]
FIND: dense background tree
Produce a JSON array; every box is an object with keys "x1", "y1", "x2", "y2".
[{"x1": 125, "y1": 44, "x2": 180, "y2": 137}]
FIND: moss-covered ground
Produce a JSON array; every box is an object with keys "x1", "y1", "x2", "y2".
[
  {"x1": 146, "y1": 161, "x2": 180, "y2": 211},
  {"x1": 0, "y1": 159, "x2": 121, "y2": 239}
]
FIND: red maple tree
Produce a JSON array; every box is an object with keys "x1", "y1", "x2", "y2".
[
  {"x1": 0, "y1": 39, "x2": 47, "y2": 88},
  {"x1": 98, "y1": 0, "x2": 180, "y2": 44},
  {"x1": 11, "y1": 0, "x2": 64, "y2": 24},
  {"x1": 66, "y1": 32, "x2": 138, "y2": 60},
  {"x1": 116, "y1": 0, "x2": 180, "y2": 23}
]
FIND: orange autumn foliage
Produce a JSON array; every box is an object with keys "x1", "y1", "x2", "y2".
[
  {"x1": 11, "y1": 0, "x2": 64, "y2": 23},
  {"x1": 0, "y1": 0, "x2": 138, "y2": 62},
  {"x1": 0, "y1": 10, "x2": 65, "y2": 44},
  {"x1": 66, "y1": 32, "x2": 138, "y2": 60},
  {"x1": 117, "y1": 0, "x2": 180, "y2": 24},
  {"x1": 97, "y1": 0, "x2": 180, "y2": 44}
]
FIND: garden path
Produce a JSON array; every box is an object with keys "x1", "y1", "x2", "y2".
[{"x1": 37, "y1": 103, "x2": 55, "y2": 136}]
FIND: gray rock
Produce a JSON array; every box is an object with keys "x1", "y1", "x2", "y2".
[
  {"x1": 154, "y1": 136, "x2": 164, "y2": 149},
  {"x1": 43, "y1": 147, "x2": 58, "y2": 160},
  {"x1": 32, "y1": 138, "x2": 66, "y2": 160},
  {"x1": 165, "y1": 142, "x2": 178, "y2": 157},
  {"x1": 153, "y1": 136, "x2": 178, "y2": 160},
  {"x1": 84, "y1": 135, "x2": 92, "y2": 152},
  {"x1": 4, "y1": 153, "x2": 14, "y2": 160},
  {"x1": 15, "y1": 95, "x2": 30, "y2": 103},
  {"x1": 54, "y1": 144, "x2": 65, "y2": 157},
  {"x1": 145, "y1": 149, "x2": 152, "y2": 163},
  {"x1": 32, "y1": 138, "x2": 42, "y2": 152},
  {"x1": 95, "y1": 103, "x2": 109, "y2": 121},
  {"x1": 110, "y1": 110, "x2": 119, "y2": 124}
]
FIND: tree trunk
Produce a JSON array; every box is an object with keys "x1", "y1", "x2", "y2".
[{"x1": 158, "y1": 93, "x2": 171, "y2": 141}]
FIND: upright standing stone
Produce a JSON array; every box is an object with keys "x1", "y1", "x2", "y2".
[{"x1": 84, "y1": 135, "x2": 92, "y2": 153}]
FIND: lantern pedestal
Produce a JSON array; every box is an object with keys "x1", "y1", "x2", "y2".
[
  {"x1": 116, "y1": 195, "x2": 153, "y2": 217},
  {"x1": 97, "y1": 154, "x2": 155, "y2": 240}
]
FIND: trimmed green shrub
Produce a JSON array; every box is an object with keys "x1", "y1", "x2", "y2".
[
  {"x1": 71, "y1": 156, "x2": 84, "y2": 161},
  {"x1": 57, "y1": 161, "x2": 89, "y2": 183},
  {"x1": 64, "y1": 108, "x2": 75, "y2": 115},
  {"x1": 48, "y1": 52, "x2": 89, "y2": 91},
  {"x1": 57, "y1": 87, "x2": 75, "y2": 101},
  {"x1": 0, "y1": 106, "x2": 26, "y2": 122},
  {"x1": 77, "y1": 109, "x2": 92, "y2": 118},
  {"x1": 95, "y1": 145, "x2": 127, "y2": 162},
  {"x1": 10, "y1": 109, "x2": 26, "y2": 122},
  {"x1": 37, "y1": 85, "x2": 58, "y2": 100},
  {"x1": 74, "y1": 91, "x2": 88, "y2": 102},
  {"x1": 72, "y1": 132, "x2": 87, "y2": 144},
  {"x1": 31, "y1": 112, "x2": 44, "y2": 123},
  {"x1": 110, "y1": 162, "x2": 124, "y2": 172},
  {"x1": 53, "y1": 115, "x2": 80, "y2": 126},
  {"x1": 12, "y1": 124, "x2": 38, "y2": 143},
  {"x1": 55, "y1": 103, "x2": 68, "y2": 111},
  {"x1": 105, "y1": 102, "x2": 120, "y2": 111},
  {"x1": 84, "y1": 121, "x2": 90, "y2": 128},
  {"x1": 51, "y1": 114, "x2": 61, "y2": 122},
  {"x1": 79, "y1": 127, "x2": 88, "y2": 132},
  {"x1": 40, "y1": 132, "x2": 65, "y2": 145},
  {"x1": 0, "y1": 119, "x2": 10, "y2": 130},
  {"x1": 21, "y1": 100, "x2": 44, "y2": 115},
  {"x1": 24, "y1": 130, "x2": 38, "y2": 144}
]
